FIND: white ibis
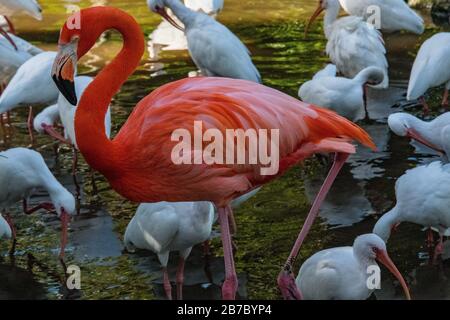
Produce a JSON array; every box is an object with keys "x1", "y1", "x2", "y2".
[
  {"x1": 373, "y1": 161, "x2": 450, "y2": 263},
  {"x1": 0, "y1": 0, "x2": 42, "y2": 21},
  {"x1": 407, "y1": 33, "x2": 450, "y2": 113},
  {"x1": 306, "y1": 0, "x2": 389, "y2": 89},
  {"x1": 388, "y1": 112, "x2": 450, "y2": 160},
  {"x1": 124, "y1": 201, "x2": 215, "y2": 300},
  {"x1": 32, "y1": 104, "x2": 60, "y2": 135},
  {"x1": 299, "y1": 65, "x2": 385, "y2": 121},
  {"x1": 0, "y1": 214, "x2": 11, "y2": 240},
  {"x1": 0, "y1": 147, "x2": 75, "y2": 258},
  {"x1": 148, "y1": 0, "x2": 224, "y2": 59},
  {"x1": 338, "y1": 0, "x2": 424, "y2": 34},
  {"x1": 0, "y1": 51, "x2": 58, "y2": 113},
  {"x1": 0, "y1": 32, "x2": 42, "y2": 85},
  {"x1": 296, "y1": 233, "x2": 411, "y2": 300},
  {"x1": 147, "y1": 0, "x2": 261, "y2": 82}
]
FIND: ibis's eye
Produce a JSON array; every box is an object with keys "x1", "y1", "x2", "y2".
[{"x1": 372, "y1": 247, "x2": 378, "y2": 254}]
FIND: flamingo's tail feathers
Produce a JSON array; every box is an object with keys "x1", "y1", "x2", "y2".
[{"x1": 305, "y1": 106, "x2": 377, "y2": 151}]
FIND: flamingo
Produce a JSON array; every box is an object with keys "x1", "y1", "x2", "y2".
[
  {"x1": 306, "y1": 0, "x2": 389, "y2": 89},
  {"x1": 388, "y1": 112, "x2": 450, "y2": 160},
  {"x1": 147, "y1": 0, "x2": 261, "y2": 83},
  {"x1": 0, "y1": 147, "x2": 75, "y2": 259},
  {"x1": 373, "y1": 161, "x2": 450, "y2": 263},
  {"x1": 407, "y1": 33, "x2": 450, "y2": 113},
  {"x1": 124, "y1": 201, "x2": 215, "y2": 300},
  {"x1": 51, "y1": 6, "x2": 376, "y2": 300},
  {"x1": 0, "y1": 214, "x2": 11, "y2": 240},
  {"x1": 148, "y1": 0, "x2": 224, "y2": 60},
  {"x1": 298, "y1": 65, "x2": 385, "y2": 121},
  {"x1": 296, "y1": 233, "x2": 411, "y2": 300},
  {"x1": 338, "y1": 0, "x2": 424, "y2": 34}
]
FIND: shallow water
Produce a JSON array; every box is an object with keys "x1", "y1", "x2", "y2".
[{"x1": 1, "y1": 0, "x2": 450, "y2": 300}]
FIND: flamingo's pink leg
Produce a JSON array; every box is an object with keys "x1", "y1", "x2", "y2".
[
  {"x1": 218, "y1": 205, "x2": 238, "y2": 300},
  {"x1": 162, "y1": 267, "x2": 173, "y2": 300},
  {"x1": 72, "y1": 147, "x2": 81, "y2": 214},
  {"x1": 278, "y1": 152, "x2": 349, "y2": 300},
  {"x1": 176, "y1": 257, "x2": 185, "y2": 300}
]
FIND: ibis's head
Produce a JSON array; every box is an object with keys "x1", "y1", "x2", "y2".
[
  {"x1": 50, "y1": 188, "x2": 76, "y2": 218},
  {"x1": 365, "y1": 67, "x2": 385, "y2": 86},
  {"x1": 388, "y1": 113, "x2": 444, "y2": 155},
  {"x1": 354, "y1": 234, "x2": 411, "y2": 300},
  {"x1": 147, "y1": 0, "x2": 184, "y2": 31}
]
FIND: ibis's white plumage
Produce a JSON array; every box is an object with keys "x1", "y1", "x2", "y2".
[
  {"x1": 148, "y1": 0, "x2": 224, "y2": 59},
  {"x1": 57, "y1": 76, "x2": 111, "y2": 148},
  {"x1": 0, "y1": 33, "x2": 42, "y2": 84},
  {"x1": 147, "y1": 0, "x2": 261, "y2": 83},
  {"x1": 299, "y1": 65, "x2": 385, "y2": 121},
  {"x1": 124, "y1": 201, "x2": 215, "y2": 266},
  {"x1": 338, "y1": 0, "x2": 424, "y2": 34},
  {"x1": 0, "y1": 51, "x2": 58, "y2": 113},
  {"x1": 296, "y1": 234, "x2": 387, "y2": 300},
  {"x1": 33, "y1": 104, "x2": 60, "y2": 134},
  {"x1": 374, "y1": 162, "x2": 450, "y2": 241},
  {"x1": 0, "y1": 148, "x2": 75, "y2": 217},
  {"x1": 388, "y1": 112, "x2": 450, "y2": 160},
  {"x1": 0, "y1": 214, "x2": 11, "y2": 239},
  {"x1": 319, "y1": 0, "x2": 388, "y2": 88},
  {"x1": 407, "y1": 33, "x2": 450, "y2": 101},
  {"x1": 0, "y1": 0, "x2": 42, "y2": 20}
]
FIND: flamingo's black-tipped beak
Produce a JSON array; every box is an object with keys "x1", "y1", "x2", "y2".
[{"x1": 52, "y1": 41, "x2": 78, "y2": 106}]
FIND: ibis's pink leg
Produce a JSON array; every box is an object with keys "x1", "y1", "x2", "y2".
[
  {"x1": 278, "y1": 152, "x2": 349, "y2": 300},
  {"x1": 218, "y1": 205, "x2": 238, "y2": 300},
  {"x1": 0, "y1": 24, "x2": 16, "y2": 50},
  {"x1": 162, "y1": 267, "x2": 173, "y2": 300},
  {"x1": 3, "y1": 212, "x2": 17, "y2": 255},
  {"x1": 442, "y1": 88, "x2": 449, "y2": 109},
  {"x1": 433, "y1": 235, "x2": 444, "y2": 265},
  {"x1": 3, "y1": 16, "x2": 15, "y2": 34},
  {"x1": 23, "y1": 199, "x2": 55, "y2": 215},
  {"x1": 202, "y1": 241, "x2": 214, "y2": 284},
  {"x1": 176, "y1": 257, "x2": 185, "y2": 300},
  {"x1": 27, "y1": 106, "x2": 35, "y2": 147},
  {"x1": 426, "y1": 229, "x2": 435, "y2": 265},
  {"x1": 420, "y1": 97, "x2": 430, "y2": 115},
  {"x1": 0, "y1": 113, "x2": 7, "y2": 142}
]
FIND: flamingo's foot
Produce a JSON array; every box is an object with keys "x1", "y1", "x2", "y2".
[
  {"x1": 277, "y1": 270, "x2": 302, "y2": 300},
  {"x1": 222, "y1": 274, "x2": 238, "y2": 300}
]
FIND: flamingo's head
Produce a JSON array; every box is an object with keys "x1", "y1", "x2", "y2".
[
  {"x1": 147, "y1": 0, "x2": 185, "y2": 31},
  {"x1": 354, "y1": 234, "x2": 411, "y2": 300},
  {"x1": 53, "y1": 8, "x2": 128, "y2": 106}
]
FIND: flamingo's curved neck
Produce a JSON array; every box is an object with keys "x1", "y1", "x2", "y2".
[
  {"x1": 75, "y1": 11, "x2": 145, "y2": 176},
  {"x1": 164, "y1": 0, "x2": 197, "y2": 27}
]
